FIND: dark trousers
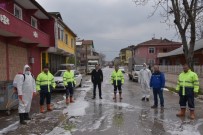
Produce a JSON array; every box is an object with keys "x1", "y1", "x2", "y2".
[
  {"x1": 66, "y1": 84, "x2": 74, "y2": 98},
  {"x1": 114, "y1": 84, "x2": 122, "y2": 94},
  {"x1": 66, "y1": 82, "x2": 74, "y2": 98},
  {"x1": 153, "y1": 88, "x2": 164, "y2": 106},
  {"x1": 40, "y1": 92, "x2": 51, "y2": 105},
  {"x1": 179, "y1": 88, "x2": 195, "y2": 110},
  {"x1": 93, "y1": 82, "x2": 102, "y2": 98}
]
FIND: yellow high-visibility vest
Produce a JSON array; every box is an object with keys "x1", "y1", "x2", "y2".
[
  {"x1": 176, "y1": 70, "x2": 199, "y2": 95},
  {"x1": 36, "y1": 72, "x2": 56, "y2": 92}
]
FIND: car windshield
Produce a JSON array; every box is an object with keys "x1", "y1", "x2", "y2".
[
  {"x1": 134, "y1": 66, "x2": 143, "y2": 71},
  {"x1": 54, "y1": 71, "x2": 65, "y2": 77}
]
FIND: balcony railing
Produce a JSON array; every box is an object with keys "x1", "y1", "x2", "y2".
[{"x1": 0, "y1": 8, "x2": 50, "y2": 47}]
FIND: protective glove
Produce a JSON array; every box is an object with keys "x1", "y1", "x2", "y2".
[
  {"x1": 18, "y1": 95, "x2": 24, "y2": 104},
  {"x1": 194, "y1": 92, "x2": 198, "y2": 97},
  {"x1": 13, "y1": 87, "x2": 18, "y2": 94},
  {"x1": 32, "y1": 92, "x2": 37, "y2": 97}
]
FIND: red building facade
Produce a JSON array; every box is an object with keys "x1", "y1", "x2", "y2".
[
  {"x1": 133, "y1": 38, "x2": 182, "y2": 66},
  {"x1": 0, "y1": 0, "x2": 55, "y2": 81}
]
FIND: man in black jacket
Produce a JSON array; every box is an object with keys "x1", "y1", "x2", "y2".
[{"x1": 91, "y1": 64, "x2": 103, "y2": 99}]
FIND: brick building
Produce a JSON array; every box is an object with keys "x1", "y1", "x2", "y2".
[
  {"x1": 0, "y1": 0, "x2": 54, "y2": 81},
  {"x1": 76, "y1": 40, "x2": 96, "y2": 66},
  {"x1": 158, "y1": 38, "x2": 203, "y2": 65},
  {"x1": 133, "y1": 38, "x2": 182, "y2": 66}
]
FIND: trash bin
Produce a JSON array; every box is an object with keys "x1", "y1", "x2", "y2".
[{"x1": 0, "y1": 81, "x2": 18, "y2": 115}]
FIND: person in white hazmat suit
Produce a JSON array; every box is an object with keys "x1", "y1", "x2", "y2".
[
  {"x1": 13, "y1": 65, "x2": 36, "y2": 124},
  {"x1": 138, "y1": 63, "x2": 152, "y2": 101}
]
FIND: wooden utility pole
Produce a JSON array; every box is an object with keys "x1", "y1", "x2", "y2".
[{"x1": 85, "y1": 44, "x2": 87, "y2": 74}]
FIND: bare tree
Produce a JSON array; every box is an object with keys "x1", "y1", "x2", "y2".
[
  {"x1": 99, "y1": 53, "x2": 106, "y2": 66},
  {"x1": 133, "y1": 0, "x2": 203, "y2": 69}
]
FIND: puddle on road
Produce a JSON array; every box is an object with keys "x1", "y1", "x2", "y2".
[
  {"x1": 46, "y1": 127, "x2": 71, "y2": 135},
  {"x1": 0, "y1": 121, "x2": 19, "y2": 134}
]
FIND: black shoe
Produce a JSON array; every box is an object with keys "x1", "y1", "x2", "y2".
[
  {"x1": 151, "y1": 105, "x2": 157, "y2": 109},
  {"x1": 99, "y1": 97, "x2": 102, "y2": 99},
  {"x1": 24, "y1": 113, "x2": 31, "y2": 120},
  {"x1": 92, "y1": 97, "x2": 95, "y2": 99},
  {"x1": 19, "y1": 113, "x2": 27, "y2": 125},
  {"x1": 146, "y1": 98, "x2": 149, "y2": 102},
  {"x1": 141, "y1": 97, "x2": 145, "y2": 101}
]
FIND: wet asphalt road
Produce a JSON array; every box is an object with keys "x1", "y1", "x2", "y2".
[{"x1": 1, "y1": 67, "x2": 203, "y2": 135}]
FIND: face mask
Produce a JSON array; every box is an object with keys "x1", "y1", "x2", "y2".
[{"x1": 25, "y1": 71, "x2": 30, "y2": 75}]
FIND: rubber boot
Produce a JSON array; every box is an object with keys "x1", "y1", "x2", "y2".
[
  {"x1": 119, "y1": 92, "x2": 122, "y2": 100},
  {"x1": 19, "y1": 113, "x2": 26, "y2": 125},
  {"x1": 24, "y1": 113, "x2": 31, "y2": 120},
  {"x1": 70, "y1": 97, "x2": 74, "y2": 103},
  {"x1": 40, "y1": 105, "x2": 45, "y2": 113},
  {"x1": 176, "y1": 108, "x2": 186, "y2": 117},
  {"x1": 189, "y1": 110, "x2": 195, "y2": 119},
  {"x1": 113, "y1": 93, "x2": 117, "y2": 100},
  {"x1": 66, "y1": 98, "x2": 69, "y2": 104},
  {"x1": 47, "y1": 104, "x2": 53, "y2": 111}
]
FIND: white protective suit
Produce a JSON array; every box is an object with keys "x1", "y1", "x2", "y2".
[
  {"x1": 138, "y1": 67, "x2": 152, "y2": 98},
  {"x1": 15, "y1": 65, "x2": 36, "y2": 113}
]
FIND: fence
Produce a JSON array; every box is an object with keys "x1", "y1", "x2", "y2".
[{"x1": 159, "y1": 65, "x2": 203, "y2": 77}]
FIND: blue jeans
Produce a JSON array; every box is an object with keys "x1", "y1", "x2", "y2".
[{"x1": 153, "y1": 88, "x2": 164, "y2": 106}]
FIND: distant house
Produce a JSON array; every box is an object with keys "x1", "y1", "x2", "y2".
[
  {"x1": 46, "y1": 12, "x2": 77, "y2": 73},
  {"x1": 133, "y1": 38, "x2": 182, "y2": 66},
  {"x1": 158, "y1": 39, "x2": 203, "y2": 65},
  {"x1": 119, "y1": 47, "x2": 132, "y2": 65},
  {"x1": 113, "y1": 57, "x2": 121, "y2": 65},
  {"x1": 76, "y1": 40, "x2": 99, "y2": 66}
]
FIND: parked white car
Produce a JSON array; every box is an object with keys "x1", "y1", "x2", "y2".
[
  {"x1": 119, "y1": 66, "x2": 125, "y2": 73},
  {"x1": 132, "y1": 65, "x2": 143, "y2": 82},
  {"x1": 54, "y1": 70, "x2": 82, "y2": 90}
]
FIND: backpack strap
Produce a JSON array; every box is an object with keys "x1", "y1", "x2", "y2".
[
  {"x1": 23, "y1": 74, "x2": 25, "y2": 82},
  {"x1": 23, "y1": 73, "x2": 35, "y2": 82}
]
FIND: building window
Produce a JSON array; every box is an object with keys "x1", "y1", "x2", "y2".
[
  {"x1": 31, "y1": 17, "x2": 37, "y2": 28},
  {"x1": 148, "y1": 47, "x2": 155, "y2": 54},
  {"x1": 71, "y1": 38, "x2": 74, "y2": 48},
  {"x1": 163, "y1": 48, "x2": 167, "y2": 52},
  {"x1": 57, "y1": 24, "x2": 64, "y2": 41},
  {"x1": 14, "y1": 4, "x2": 22, "y2": 20},
  {"x1": 60, "y1": 29, "x2": 64, "y2": 41},
  {"x1": 58, "y1": 27, "x2": 60, "y2": 39},
  {"x1": 194, "y1": 58, "x2": 199, "y2": 65},
  {"x1": 65, "y1": 34, "x2": 68, "y2": 44},
  {"x1": 148, "y1": 59, "x2": 155, "y2": 65}
]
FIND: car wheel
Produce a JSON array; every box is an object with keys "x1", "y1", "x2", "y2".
[{"x1": 79, "y1": 79, "x2": 82, "y2": 87}]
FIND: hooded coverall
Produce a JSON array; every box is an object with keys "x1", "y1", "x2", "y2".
[
  {"x1": 13, "y1": 65, "x2": 36, "y2": 124},
  {"x1": 138, "y1": 68, "x2": 152, "y2": 99}
]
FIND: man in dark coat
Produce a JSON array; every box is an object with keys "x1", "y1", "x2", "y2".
[{"x1": 91, "y1": 64, "x2": 103, "y2": 99}]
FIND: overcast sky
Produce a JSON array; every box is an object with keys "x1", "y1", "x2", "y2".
[{"x1": 36, "y1": 0, "x2": 178, "y2": 61}]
